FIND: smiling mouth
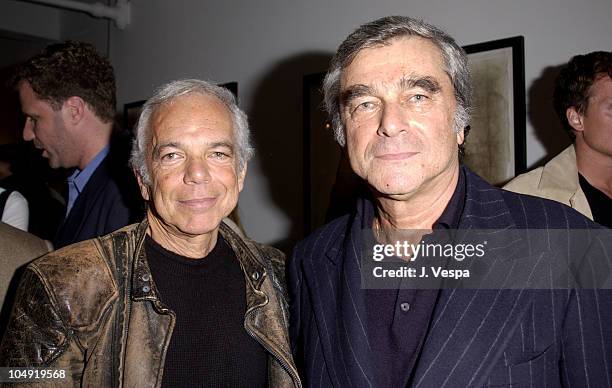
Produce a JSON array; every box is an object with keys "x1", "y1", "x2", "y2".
[
  {"x1": 178, "y1": 198, "x2": 217, "y2": 209},
  {"x1": 375, "y1": 152, "x2": 419, "y2": 161}
]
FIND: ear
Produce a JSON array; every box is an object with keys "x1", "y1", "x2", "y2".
[
  {"x1": 456, "y1": 127, "x2": 465, "y2": 145},
  {"x1": 62, "y1": 96, "x2": 86, "y2": 125},
  {"x1": 134, "y1": 169, "x2": 151, "y2": 201},
  {"x1": 237, "y1": 163, "x2": 247, "y2": 193},
  {"x1": 566, "y1": 107, "x2": 584, "y2": 132}
]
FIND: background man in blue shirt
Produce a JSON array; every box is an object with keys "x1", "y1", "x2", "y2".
[{"x1": 15, "y1": 41, "x2": 141, "y2": 247}]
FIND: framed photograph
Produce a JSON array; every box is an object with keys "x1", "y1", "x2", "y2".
[
  {"x1": 123, "y1": 81, "x2": 239, "y2": 133},
  {"x1": 463, "y1": 36, "x2": 526, "y2": 185}
]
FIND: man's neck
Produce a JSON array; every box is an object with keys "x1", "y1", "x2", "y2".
[
  {"x1": 374, "y1": 165, "x2": 460, "y2": 230},
  {"x1": 146, "y1": 211, "x2": 219, "y2": 259},
  {"x1": 76, "y1": 121, "x2": 112, "y2": 170},
  {"x1": 575, "y1": 141, "x2": 612, "y2": 198}
]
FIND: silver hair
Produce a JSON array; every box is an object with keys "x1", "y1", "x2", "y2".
[
  {"x1": 323, "y1": 15, "x2": 472, "y2": 146},
  {"x1": 130, "y1": 79, "x2": 253, "y2": 184}
]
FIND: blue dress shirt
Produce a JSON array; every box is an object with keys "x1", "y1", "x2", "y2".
[{"x1": 65, "y1": 145, "x2": 110, "y2": 217}]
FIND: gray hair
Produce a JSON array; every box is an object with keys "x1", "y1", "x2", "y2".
[
  {"x1": 323, "y1": 15, "x2": 472, "y2": 146},
  {"x1": 130, "y1": 79, "x2": 253, "y2": 184}
]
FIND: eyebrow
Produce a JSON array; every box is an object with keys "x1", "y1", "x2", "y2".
[
  {"x1": 399, "y1": 76, "x2": 441, "y2": 93},
  {"x1": 152, "y1": 140, "x2": 235, "y2": 159},
  {"x1": 152, "y1": 142, "x2": 180, "y2": 159},
  {"x1": 340, "y1": 84, "x2": 375, "y2": 106},
  {"x1": 208, "y1": 141, "x2": 235, "y2": 152},
  {"x1": 340, "y1": 75, "x2": 442, "y2": 106}
]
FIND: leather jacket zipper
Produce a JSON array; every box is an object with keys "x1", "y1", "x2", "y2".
[
  {"x1": 120, "y1": 275, "x2": 132, "y2": 386},
  {"x1": 111, "y1": 261, "x2": 133, "y2": 388},
  {"x1": 244, "y1": 303, "x2": 302, "y2": 388}
]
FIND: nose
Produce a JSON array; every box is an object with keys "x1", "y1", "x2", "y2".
[
  {"x1": 377, "y1": 102, "x2": 408, "y2": 137},
  {"x1": 23, "y1": 118, "x2": 35, "y2": 141},
  {"x1": 184, "y1": 158, "x2": 211, "y2": 184}
]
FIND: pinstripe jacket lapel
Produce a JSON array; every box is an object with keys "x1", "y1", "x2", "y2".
[
  {"x1": 412, "y1": 169, "x2": 539, "y2": 387},
  {"x1": 301, "y1": 211, "x2": 374, "y2": 388}
]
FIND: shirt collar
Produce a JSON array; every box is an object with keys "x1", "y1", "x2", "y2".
[
  {"x1": 67, "y1": 145, "x2": 110, "y2": 192},
  {"x1": 434, "y1": 166, "x2": 466, "y2": 230}
]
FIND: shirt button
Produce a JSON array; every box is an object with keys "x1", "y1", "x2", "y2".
[
  {"x1": 400, "y1": 302, "x2": 410, "y2": 312},
  {"x1": 142, "y1": 285, "x2": 151, "y2": 293},
  {"x1": 251, "y1": 271, "x2": 260, "y2": 281},
  {"x1": 141, "y1": 274, "x2": 150, "y2": 282}
]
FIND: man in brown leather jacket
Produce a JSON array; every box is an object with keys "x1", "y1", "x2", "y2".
[{"x1": 0, "y1": 79, "x2": 301, "y2": 387}]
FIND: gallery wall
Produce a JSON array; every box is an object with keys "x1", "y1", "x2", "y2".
[{"x1": 2, "y1": 0, "x2": 611, "y2": 247}]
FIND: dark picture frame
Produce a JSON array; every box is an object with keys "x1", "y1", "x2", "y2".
[
  {"x1": 122, "y1": 82, "x2": 239, "y2": 133},
  {"x1": 462, "y1": 36, "x2": 526, "y2": 185},
  {"x1": 122, "y1": 99, "x2": 146, "y2": 132}
]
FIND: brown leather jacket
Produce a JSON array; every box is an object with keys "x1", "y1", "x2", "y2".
[{"x1": 0, "y1": 221, "x2": 301, "y2": 388}]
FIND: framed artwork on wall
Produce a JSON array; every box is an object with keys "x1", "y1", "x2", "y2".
[{"x1": 462, "y1": 36, "x2": 526, "y2": 185}]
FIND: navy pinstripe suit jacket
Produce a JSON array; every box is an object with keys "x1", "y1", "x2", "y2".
[{"x1": 288, "y1": 167, "x2": 612, "y2": 387}]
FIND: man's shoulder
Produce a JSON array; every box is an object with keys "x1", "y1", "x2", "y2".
[
  {"x1": 27, "y1": 233, "x2": 123, "y2": 330},
  {"x1": 249, "y1": 240, "x2": 287, "y2": 290},
  {"x1": 464, "y1": 167, "x2": 594, "y2": 229},
  {"x1": 294, "y1": 215, "x2": 352, "y2": 258},
  {"x1": 503, "y1": 166, "x2": 545, "y2": 195},
  {"x1": 220, "y1": 222, "x2": 284, "y2": 262},
  {"x1": 499, "y1": 185, "x2": 595, "y2": 229},
  {"x1": 220, "y1": 222, "x2": 286, "y2": 276},
  {"x1": 246, "y1": 238, "x2": 286, "y2": 272},
  {"x1": 503, "y1": 145, "x2": 578, "y2": 198},
  {"x1": 0, "y1": 222, "x2": 49, "y2": 261}
]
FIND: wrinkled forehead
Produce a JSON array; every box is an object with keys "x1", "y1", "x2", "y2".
[
  {"x1": 340, "y1": 36, "x2": 450, "y2": 90},
  {"x1": 148, "y1": 93, "x2": 235, "y2": 144}
]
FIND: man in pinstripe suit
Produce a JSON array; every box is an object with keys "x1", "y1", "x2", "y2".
[{"x1": 288, "y1": 16, "x2": 612, "y2": 387}]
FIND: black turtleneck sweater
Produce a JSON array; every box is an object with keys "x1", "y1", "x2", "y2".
[{"x1": 145, "y1": 234, "x2": 267, "y2": 388}]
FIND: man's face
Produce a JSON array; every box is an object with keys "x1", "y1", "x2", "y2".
[
  {"x1": 576, "y1": 75, "x2": 612, "y2": 157},
  {"x1": 140, "y1": 93, "x2": 245, "y2": 238},
  {"x1": 18, "y1": 81, "x2": 76, "y2": 169},
  {"x1": 339, "y1": 37, "x2": 463, "y2": 199}
]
